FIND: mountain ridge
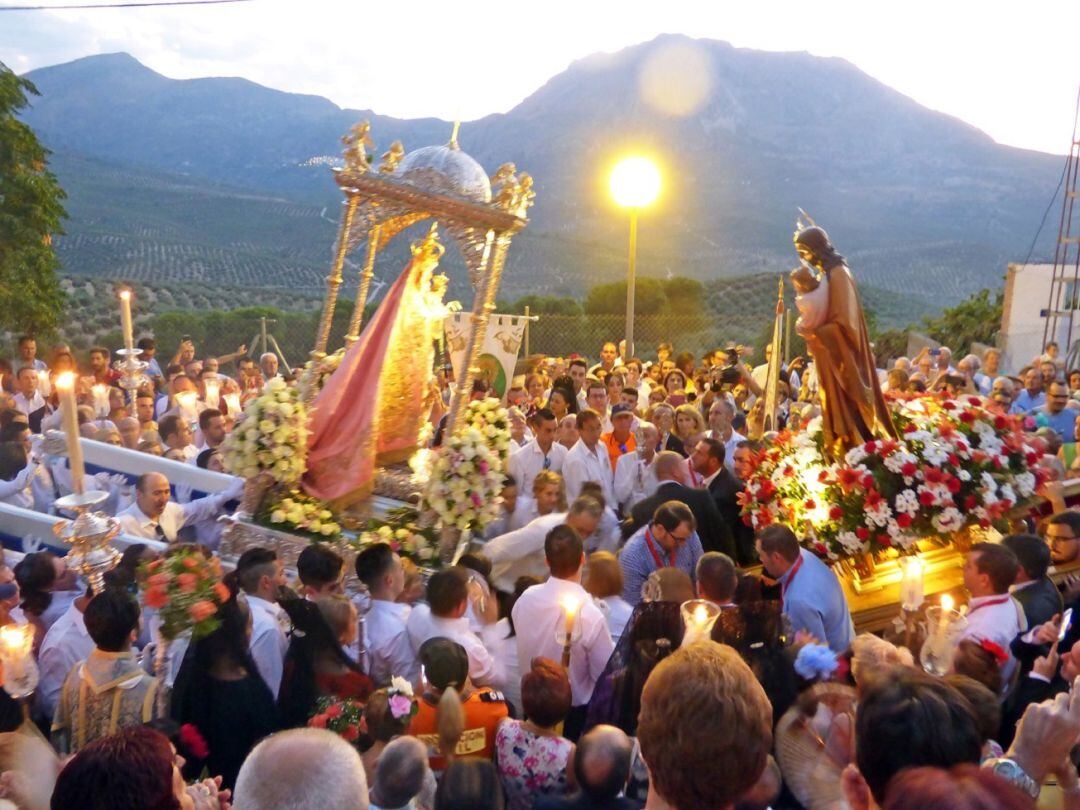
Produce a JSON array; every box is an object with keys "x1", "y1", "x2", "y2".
[{"x1": 16, "y1": 37, "x2": 1065, "y2": 309}]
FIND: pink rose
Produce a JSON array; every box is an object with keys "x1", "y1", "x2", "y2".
[{"x1": 389, "y1": 694, "x2": 413, "y2": 719}]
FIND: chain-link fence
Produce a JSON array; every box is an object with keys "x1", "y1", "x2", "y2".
[{"x1": 141, "y1": 307, "x2": 791, "y2": 373}]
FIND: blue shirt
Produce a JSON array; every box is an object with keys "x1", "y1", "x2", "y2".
[
  {"x1": 618, "y1": 524, "x2": 703, "y2": 607},
  {"x1": 1034, "y1": 406, "x2": 1080, "y2": 439},
  {"x1": 1012, "y1": 389, "x2": 1046, "y2": 414},
  {"x1": 780, "y1": 548, "x2": 854, "y2": 653}
]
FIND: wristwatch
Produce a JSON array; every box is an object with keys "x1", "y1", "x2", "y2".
[{"x1": 983, "y1": 758, "x2": 1040, "y2": 799}]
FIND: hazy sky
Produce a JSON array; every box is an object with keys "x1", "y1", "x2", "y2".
[{"x1": 3, "y1": 0, "x2": 1078, "y2": 155}]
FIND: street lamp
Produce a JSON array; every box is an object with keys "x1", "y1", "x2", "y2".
[{"x1": 610, "y1": 156, "x2": 661, "y2": 362}]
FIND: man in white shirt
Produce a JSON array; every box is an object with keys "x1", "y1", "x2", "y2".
[
  {"x1": 13, "y1": 367, "x2": 48, "y2": 432},
  {"x1": 614, "y1": 421, "x2": 660, "y2": 513},
  {"x1": 508, "y1": 408, "x2": 566, "y2": 496},
  {"x1": 959, "y1": 541, "x2": 1027, "y2": 681},
  {"x1": 584, "y1": 381, "x2": 612, "y2": 433},
  {"x1": 563, "y1": 409, "x2": 614, "y2": 506},
  {"x1": 35, "y1": 587, "x2": 94, "y2": 724},
  {"x1": 405, "y1": 567, "x2": 504, "y2": 690},
  {"x1": 587, "y1": 342, "x2": 621, "y2": 377},
  {"x1": 13, "y1": 336, "x2": 48, "y2": 375},
  {"x1": 484, "y1": 496, "x2": 603, "y2": 593},
  {"x1": 116, "y1": 472, "x2": 241, "y2": 542},
  {"x1": 355, "y1": 543, "x2": 418, "y2": 687},
  {"x1": 705, "y1": 399, "x2": 744, "y2": 472},
  {"x1": 236, "y1": 547, "x2": 289, "y2": 698},
  {"x1": 158, "y1": 414, "x2": 198, "y2": 463},
  {"x1": 512, "y1": 523, "x2": 614, "y2": 737}
]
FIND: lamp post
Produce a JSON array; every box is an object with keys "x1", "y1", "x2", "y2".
[{"x1": 609, "y1": 157, "x2": 661, "y2": 362}]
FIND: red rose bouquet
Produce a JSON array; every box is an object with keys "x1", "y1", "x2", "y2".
[{"x1": 308, "y1": 697, "x2": 366, "y2": 748}]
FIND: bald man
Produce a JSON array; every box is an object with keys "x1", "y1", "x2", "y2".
[
  {"x1": 535, "y1": 724, "x2": 636, "y2": 809},
  {"x1": 116, "y1": 471, "x2": 241, "y2": 542},
  {"x1": 622, "y1": 451, "x2": 734, "y2": 557}
]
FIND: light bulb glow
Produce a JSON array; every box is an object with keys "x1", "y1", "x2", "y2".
[{"x1": 609, "y1": 156, "x2": 661, "y2": 209}]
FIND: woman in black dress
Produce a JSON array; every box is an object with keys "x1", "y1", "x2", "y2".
[{"x1": 171, "y1": 585, "x2": 281, "y2": 790}]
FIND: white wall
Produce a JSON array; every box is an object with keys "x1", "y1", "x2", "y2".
[{"x1": 1000, "y1": 263, "x2": 1070, "y2": 372}]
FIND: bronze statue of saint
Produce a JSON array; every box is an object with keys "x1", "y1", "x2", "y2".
[{"x1": 791, "y1": 224, "x2": 896, "y2": 460}]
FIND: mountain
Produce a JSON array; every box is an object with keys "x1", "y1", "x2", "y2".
[{"x1": 18, "y1": 38, "x2": 1065, "y2": 310}]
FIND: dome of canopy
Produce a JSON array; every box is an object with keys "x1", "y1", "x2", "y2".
[{"x1": 393, "y1": 141, "x2": 492, "y2": 204}]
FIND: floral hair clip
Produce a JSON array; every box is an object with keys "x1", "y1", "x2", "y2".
[
  {"x1": 978, "y1": 638, "x2": 1009, "y2": 667},
  {"x1": 388, "y1": 676, "x2": 419, "y2": 721}
]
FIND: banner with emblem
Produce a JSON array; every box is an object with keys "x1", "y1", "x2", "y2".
[{"x1": 443, "y1": 313, "x2": 528, "y2": 401}]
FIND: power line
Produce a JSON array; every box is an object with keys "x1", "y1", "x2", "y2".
[{"x1": 0, "y1": 0, "x2": 250, "y2": 10}]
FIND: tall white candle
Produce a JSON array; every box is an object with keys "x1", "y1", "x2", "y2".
[
  {"x1": 899, "y1": 556, "x2": 924, "y2": 611},
  {"x1": 119, "y1": 289, "x2": 134, "y2": 354},
  {"x1": 91, "y1": 384, "x2": 110, "y2": 418},
  {"x1": 204, "y1": 378, "x2": 220, "y2": 410},
  {"x1": 55, "y1": 372, "x2": 85, "y2": 495},
  {"x1": 36, "y1": 369, "x2": 50, "y2": 398}
]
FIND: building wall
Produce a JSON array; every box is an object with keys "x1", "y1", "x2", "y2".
[{"x1": 1000, "y1": 263, "x2": 1070, "y2": 371}]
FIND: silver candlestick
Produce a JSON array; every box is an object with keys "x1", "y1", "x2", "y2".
[
  {"x1": 53, "y1": 491, "x2": 121, "y2": 595},
  {"x1": 114, "y1": 347, "x2": 149, "y2": 406}
]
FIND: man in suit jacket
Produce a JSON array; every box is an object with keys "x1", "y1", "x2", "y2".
[
  {"x1": 623, "y1": 451, "x2": 734, "y2": 557},
  {"x1": 691, "y1": 436, "x2": 755, "y2": 566},
  {"x1": 1004, "y1": 533, "x2": 1064, "y2": 629}
]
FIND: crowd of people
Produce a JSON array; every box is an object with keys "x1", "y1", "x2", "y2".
[{"x1": 2, "y1": 333, "x2": 1080, "y2": 809}]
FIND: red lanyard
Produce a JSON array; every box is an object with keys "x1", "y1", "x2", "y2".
[
  {"x1": 644, "y1": 528, "x2": 676, "y2": 569},
  {"x1": 966, "y1": 596, "x2": 1011, "y2": 615},
  {"x1": 780, "y1": 554, "x2": 804, "y2": 602},
  {"x1": 687, "y1": 461, "x2": 701, "y2": 488}
]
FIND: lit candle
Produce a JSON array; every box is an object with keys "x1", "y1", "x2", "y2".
[
  {"x1": 91, "y1": 384, "x2": 110, "y2": 418},
  {"x1": 0, "y1": 623, "x2": 39, "y2": 699},
  {"x1": 939, "y1": 594, "x2": 954, "y2": 633},
  {"x1": 204, "y1": 378, "x2": 220, "y2": 410},
  {"x1": 899, "y1": 556, "x2": 925, "y2": 612},
  {"x1": 36, "y1": 369, "x2": 50, "y2": 398},
  {"x1": 176, "y1": 391, "x2": 199, "y2": 424},
  {"x1": 55, "y1": 372, "x2": 85, "y2": 496},
  {"x1": 560, "y1": 595, "x2": 580, "y2": 641},
  {"x1": 119, "y1": 289, "x2": 134, "y2": 353}
]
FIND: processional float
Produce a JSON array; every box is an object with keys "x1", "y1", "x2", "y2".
[{"x1": 220, "y1": 121, "x2": 534, "y2": 567}]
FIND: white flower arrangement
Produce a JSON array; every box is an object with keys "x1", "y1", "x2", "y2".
[
  {"x1": 423, "y1": 398, "x2": 511, "y2": 534},
  {"x1": 262, "y1": 490, "x2": 343, "y2": 540},
  {"x1": 354, "y1": 506, "x2": 441, "y2": 568},
  {"x1": 297, "y1": 349, "x2": 346, "y2": 402},
  {"x1": 221, "y1": 377, "x2": 308, "y2": 484}
]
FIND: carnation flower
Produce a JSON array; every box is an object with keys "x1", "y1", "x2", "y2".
[{"x1": 794, "y1": 643, "x2": 839, "y2": 681}]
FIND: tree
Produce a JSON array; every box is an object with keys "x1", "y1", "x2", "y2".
[
  {"x1": 920, "y1": 288, "x2": 1003, "y2": 351},
  {"x1": 0, "y1": 63, "x2": 66, "y2": 334}
]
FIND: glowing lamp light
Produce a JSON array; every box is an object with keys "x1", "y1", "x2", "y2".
[
  {"x1": 609, "y1": 156, "x2": 661, "y2": 209},
  {"x1": 0, "y1": 623, "x2": 39, "y2": 699},
  {"x1": 560, "y1": 595, "x2": 581, "y2": 639}
]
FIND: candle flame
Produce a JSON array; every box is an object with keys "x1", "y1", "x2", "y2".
[
  {"x1": 119, "y1": 289, "x2": 131, "y2": 301},
  {"x1": 56, "y1": 371, "x2": 75, "y2": 391},
  {"x1": 91, "y1": 384, "x2": 107, "y2": 394},
  {"x1": 0, "y1": 623, "x2": 31, "y2": 650},
  {"x1": 941, "y1": 594, "x2": 954, "y2": 613},
  {"x1": 693, "y1": 604, "x2": 709, "y2": 624},
  {"x1": 559, "y1": 595, "x2": 580, "y2": 616}
]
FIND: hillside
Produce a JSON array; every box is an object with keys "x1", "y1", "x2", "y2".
[{"x1": 19, "y1": 37, "x2": 1065, "y2": 308}]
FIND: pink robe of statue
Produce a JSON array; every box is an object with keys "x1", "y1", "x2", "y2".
[{"x1": 302, "y1": 243, "x2": 442, "y2": 507}]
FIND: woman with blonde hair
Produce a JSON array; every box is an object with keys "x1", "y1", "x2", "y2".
[
  {"x1": 511, "y1": 470, "x2": 567, "y2": 530},
  {"x1": 673, "y1": 403, "x2": 705, "y2": 444},
  {"x1": 584, "y1": 551, "x2": 633, "y2": 640}
]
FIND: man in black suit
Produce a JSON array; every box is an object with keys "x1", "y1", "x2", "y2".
[
  {"x1": 535, "y1": 725, "x2": 642, "y2": 810},
  {"x1": 623, "y1": 451, "x2": 734, "y2": 557},
  {"x1": 1004, "y1": 533, "x2": 1063, "y2": 628},
  {"x1": 690, "y1": 436, "x2": 755, "y2": 566}
]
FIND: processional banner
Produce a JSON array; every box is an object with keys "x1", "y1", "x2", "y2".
[{"x1": 443, "y1": 313, "x2": 528, "y2": 401}]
